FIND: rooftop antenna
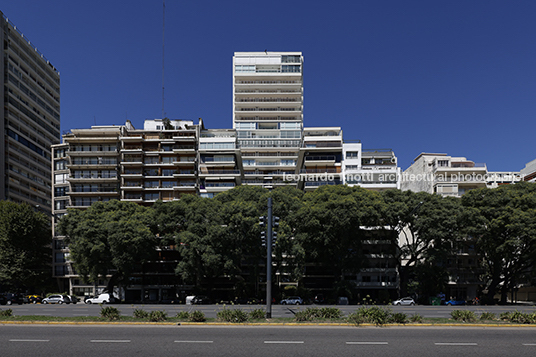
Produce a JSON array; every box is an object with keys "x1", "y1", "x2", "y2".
[{"x1": 162, "y1": 0, "x2": 166, "y2": 119}]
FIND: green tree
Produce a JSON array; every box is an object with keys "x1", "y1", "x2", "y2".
[
  {"x1": 380, "y1": 189, "x2": 460, "y2": 298},
  {"x1": 461, "y1": 182, "x2": 536, "y2": 303},
  {"x1": 294, "y1": 185, "x2": 381, "y2": 290},
  {"x1": 57, "y1": 200, "x2": 156, "y2": 294},
  {"x1": 0, "y1": 201, "x2": 52, "y2": 291}
]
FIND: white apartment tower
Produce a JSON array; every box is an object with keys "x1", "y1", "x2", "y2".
[{"x1": 233, "y1": 52, "x2": 303, "y2": 188}]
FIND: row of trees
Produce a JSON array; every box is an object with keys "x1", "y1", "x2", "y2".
[
  {"x1": 0, "y1": 201, "x2": 52, "y2": 292},
  {"x1": 55, "y1": 182, "x2": 536, "y2": 303}
]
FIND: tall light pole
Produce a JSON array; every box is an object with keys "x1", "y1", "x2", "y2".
[{"x1": 260, "y1": 197, "x2": 278, "y2": 318}]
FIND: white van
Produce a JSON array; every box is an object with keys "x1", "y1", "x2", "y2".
[{"x1": 85, "y1": 293, "x2": 115, "y2": 304}]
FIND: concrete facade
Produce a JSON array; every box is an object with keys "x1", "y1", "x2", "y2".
[{"x1": 1, "y1": 11, "x2": 60, "y2": 215}]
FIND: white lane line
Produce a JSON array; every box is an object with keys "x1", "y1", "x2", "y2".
[
  {"x1": 10, "y1": 339, "x2": 50, "y2": 342},
  {"x1": 174, "y1": 341, "x2": 213, "y2": 343},
  {"x1": 264, "y1": 341, "x2": 304, "y2": 344},
  {"x1": 435, "y1": 343, "x2": 478, "y2": 346},
  {"x1": 90, "y1": 340, "x2": 131, "y2": 343},
  {"x1": 346, "y1": 342, "x2": 388, "y2": 345},
  {"x1": 522, "y1": 344, "x2": 536, "y2": 346}
]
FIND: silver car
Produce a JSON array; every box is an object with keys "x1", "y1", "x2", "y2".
[
  {"x1": 392, "y1": 297, "x2": 415, "y2": 306},
  {"x1": 42, "y1": 295, "x2": 69, "y2": 304},
  {"x1": 280, "y1": 296, "x2": 303, "y2": 305}
]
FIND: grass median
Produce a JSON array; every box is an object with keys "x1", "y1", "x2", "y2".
[{"x1": 1, "y1": 306, "x2": 536, "y2": 326}]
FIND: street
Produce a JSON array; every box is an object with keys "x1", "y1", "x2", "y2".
[{"x1": 1, "y1": 324, "x2": 536, "y2": 356}]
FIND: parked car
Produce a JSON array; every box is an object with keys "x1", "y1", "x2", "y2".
[
  {"x1": 191, "y1": 295, "x2": 211, "y2": 305},
  {"x1": 0, "y1": 295, "x2": 7, "y2": 305},
  {"x1": 85, "y1": 293, "x2": 115, "y2": 304},
  {"x1": 3, "y1": 293, "x2": 23, "y2": 305},
  {"x1": 445, "y1": 299, "x2": 466, "y2": 306},
  {"x1": 42, "y1": 295, "x2": 70, "y2": 304},
  {"x1": 280, "y1": 296, "x2": 303, "y2": 305},
  {"x1": 68, "y1": 295, "x2": 78, "y2": 304},
  {"x1": 393, "y1": 297, "x2": 416, "y2": 306},
  {"x1": 26, "y1": 295, "x2": 43, "y2": 304}
]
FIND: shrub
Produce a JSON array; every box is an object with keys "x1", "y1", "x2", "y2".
[
  {"x1": 294, "y1": 307, "x2": 343, "y2": 322},
  {"x1": 409, "y1": 314, "x2": 423, "y2": 323},
  {"x1": 149, "y1": 310, "x2": 168, "y2": 322},
  {"x1": 0, "y1": 309, "x2": 13, "y2": 317},
  {"x1": 479, "y1": 312, "x2": 496, "y2": 321},
  {"x1": 319, "y1": 307, "x2": 342, "y2": 319},
  {"x1": 189, "y1": 310, "x2": 206, "y2": 322},
  {"x1": 389, "y1": 312, "x2": 408, "y2": 324},
  {"x1": 217, "y1": 308, "x2": 248, "y2": 323},
  {"x1": 347, "y1": 306, "x2": 392, "y2": 326},
  {"x1": 176, "y1": 311, "x2": 190, "y2": 319},
  {"x1": 505, "y1": 310, "x2": 536, "y2": 324},
  {"x1": 249, "y1": 308, "x2": 266, "y2": 320},
  {"x1": 133, "y1": 309, "x2": 149, "y2": 319},
  {"x1": 100, "y1": 306, "x2": 121, "y2": 320},
  {"x1": 450, "y1": 310, "x2": 476, "y2": 322}
]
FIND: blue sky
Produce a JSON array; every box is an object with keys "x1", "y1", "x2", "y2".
[{"x1": 2, "y1": 0, "x2": 535, "y2": 171}]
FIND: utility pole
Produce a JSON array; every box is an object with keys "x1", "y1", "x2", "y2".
[{"x1": 260, "y1": 197, "x2": 279, "y2": 318}]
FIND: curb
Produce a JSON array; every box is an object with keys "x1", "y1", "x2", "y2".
[{"x1": 2, "y1": 320, "x2": 536, "y2": 328}]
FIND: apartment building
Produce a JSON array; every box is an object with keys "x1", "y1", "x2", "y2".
[
  {"x1": 343, "y1": 142, "x2": 400, "y2": 191},
  {"x1": 233, "y1": 52, "x2": 303, "y2": 189},
  {"x1": 521, "y1": 158, "x2": 536, "y2": 182},
  {"x1": 1, "y1": 12, "x2": 60, "y2": 215},
  {"x1": 296, "y1": 127, "x2": 343, "y2": 191},
  {"x1": 51, "y1": 119, "x2": 199, "y2": 295},
  {"x1": 198, "y1": 124, "x2": 242, "y2": 198},
  {"x1": 401, "y1": 153, "x2": 487, "y2": 196}
]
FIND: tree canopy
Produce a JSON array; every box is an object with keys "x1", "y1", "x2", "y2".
[
  {"x1": 58, "y1": 200, "x2": 156, "y2": 293},
  {"x1": 0, "y1": 201, "x2": 52, "y2": 292}
]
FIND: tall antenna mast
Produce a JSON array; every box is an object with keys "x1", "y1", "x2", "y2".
[{"x1": 162, "y1": 0, "x2": 166, "y2": 119}]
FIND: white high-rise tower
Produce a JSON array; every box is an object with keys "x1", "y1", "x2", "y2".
[{"x1": 233, "y1": 52, "x2": 304, "y2": 188}]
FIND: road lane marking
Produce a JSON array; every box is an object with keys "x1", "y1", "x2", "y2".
[
  {"x1": 90, "y1": 340, "x2": 131, "y2": 343},
  {"x1": 174, "y1": 341, "x2": 213, "y2": 343},
  {"x1": 346, "y1": 342, "x2": 388, "y2": 345},
  {"x1": 435, "y1": 343, "x2": 478, "y2": 346},
  {"x1": 264, "y1": 341, "x2": 304, "y2": 344},
  {"x1": 522, "y1": 344, "x2": 536, "y2": 346},
  {"x1": 10, "y1": 339, "x2": 50, "y2": 342}
]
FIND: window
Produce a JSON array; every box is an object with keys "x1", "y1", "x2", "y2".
[
  {"x1": 55, "y1": 173, "x2": 67, "y2": 184},
  {"x1": 345, "y1": 165, "x2": 359, "y2": 170},
  {"x1": 346, "y1": 151, "x2": 359, "y2": 159},
  {"x1": 282, "y1": 65, "x2": 301, "y2": 73},
  {"x1": 144, "y1": 193, "x2": 159, "y2": 200},
  {"x1": 236, "y1": 122, "x2": 256, "y2": 130},
  {"x1": 235, "y1": 65, "x2": 255, "y2": 73},
  {"x1": 280, "y1": 122, "x2": 301, "y2": 129},
  {"x1": 199, "y1": 142, "x2": 235, "y2": 150}
]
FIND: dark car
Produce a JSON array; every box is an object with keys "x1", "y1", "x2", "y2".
[
  {"x1": 192, "y1": 295, "x2": 211, "y2": 305},
  {"x1": 3, "y1": 293, "x2": 23, "y2": 305},
  {"x1": 26, "y1": 295, "x2": 43, "y2": 304},
  {"x1": 0, "y1": 295, "x2": 7, "y2": 305}
]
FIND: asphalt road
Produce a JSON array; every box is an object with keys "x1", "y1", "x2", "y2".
[
  {"x1": 3, "y1": 303, "x2": 536, "y2": 319},
  {"x1": 1, "y1": 325, "x2": 536, "y2": 357}
]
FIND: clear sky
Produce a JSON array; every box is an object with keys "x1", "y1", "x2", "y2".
[{"x1": 2, "y1": 0, "x2": 535, "y2": 171}]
